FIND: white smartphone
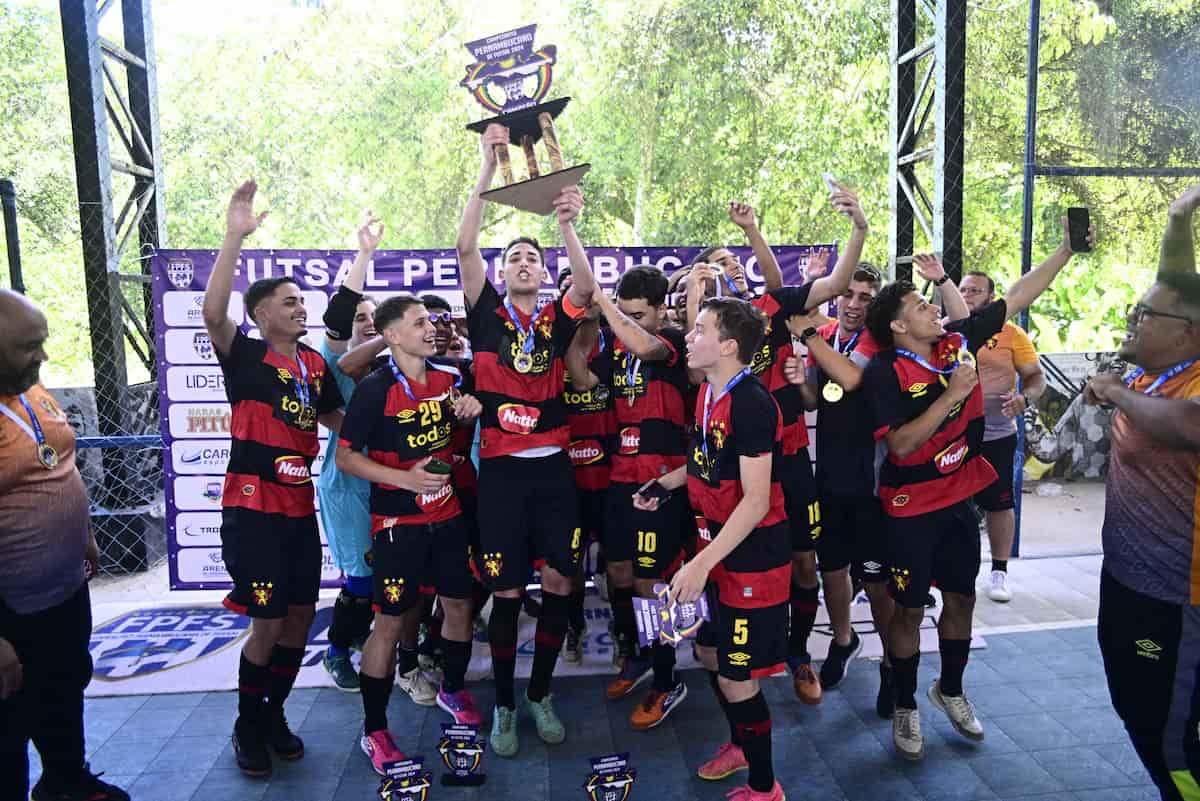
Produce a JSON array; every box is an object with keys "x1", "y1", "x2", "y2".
[{"x1": 821, "y1": 172, "x2": 840, "y2": 193}]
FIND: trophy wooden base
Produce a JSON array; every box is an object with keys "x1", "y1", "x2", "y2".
[
  {"x1": 466, "y1": 97, "x2": 571, "y2": 143},
  {"x1": 480, "y1": 163, "x2": 591, "y2": 215}
]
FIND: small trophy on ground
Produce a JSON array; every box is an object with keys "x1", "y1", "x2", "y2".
[
  {"x1": 377, "y1": 757, "x2": 432, "y2": 801},
  {"x1": 583, "y1": 753, "x2": 637, "y2": 801},
  {"x1": 460, "y1": 24, "x2": 591, "y2": 215},
  {"x1": 438, "y1": 723, "x2": 487, "y2": 786}
]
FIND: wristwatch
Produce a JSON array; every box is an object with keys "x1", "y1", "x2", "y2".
[
  {"x1": 933, "y1": 275, "x2": 950, "y2": 286},
  {"x1": 799, "y1": 326, "x2": 819, "y2": 343}
]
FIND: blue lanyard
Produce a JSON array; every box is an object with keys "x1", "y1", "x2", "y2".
[
  {"x1": 503, "y1": 295, "x2": 536, "y2": 355},
  {"x1": 833, "y1": 328, "x2": 862, "y2": 355},
  {"x1": 597, "y1": 327, "x2": 606, "y2": 358},
  {"x1": 896, "y1": 334, "x2": 966, "y2": 376},
  {"x1": 388, "y1": 356, "x2": 463, "y2": 401},
  {"x1": 701, "y1": 368, "x2": 752, "y2": 458},
  {"x1": 17, "y1": 394, "x2": 47, "y2": 447},
  {"x1": 275, "y1": 349, "x2": 310, "y2": 408},
  {"x1": 1124, "y1": 358, "x2": 1198, "y2": 396},
  {"x1": 624, "y1": 350, "x2": 642, "y2": 397},
  {"x1": 720, "y1": 272, "x2": 739, "y2": 296}
]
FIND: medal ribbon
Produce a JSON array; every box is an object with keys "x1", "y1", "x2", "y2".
[
  {"x1": 895, "y1": 333, "x2": 968, "y2": 376},
  {"x1": 503, "y1": 295, "x2": 537, "y2": 356},
  {"x1": 274, "y1": 348, "x2": 311, "y2": 409},
  {"x1": 832, "y1": 328, "x2": 862, "y2": 355},
  {"x1": 1124, "y1": 358, "x2": 1198, "y2": 396},
  {"x1": 624, "y1": 351, "x2": 642, "y2": 402},
  {"x1": 701, "y1": 367, "x2": 752, "y2": 459},
  {"x1": 0, "y1": 394, "x2": 51, "y2": 459},
  {"x1": 388, "y1": 357, "x2": 463, "y2": 401}
]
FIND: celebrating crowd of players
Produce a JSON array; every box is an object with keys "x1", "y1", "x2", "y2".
[{"x1": 197, "y1": 122, "x2": 1104, "y2": 801}]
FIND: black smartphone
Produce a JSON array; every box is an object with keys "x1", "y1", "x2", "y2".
[
  {"x1": 636, "y1": 479, "x2": 671, "y2": 503},
  {"x1": 424, "y1": 457, "x2": 453, "y2": 475},
  {"x1": 1067, "y1": 207, "x2": 1091, "y2": 253}
]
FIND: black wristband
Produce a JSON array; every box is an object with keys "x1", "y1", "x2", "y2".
[
  {"x1": 933, "y1": 275, "x2": 950, "y2": 286},
  {"x1": 799, "y1": 326, "x2": 819, "y2": 342},
  {"x1": 323, "y1": 285, "x2": 364, "y2": 341}
]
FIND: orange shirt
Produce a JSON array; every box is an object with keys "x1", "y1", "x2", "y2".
[
  {"x1": 975, "y1": 321, "x2": 1039, "y2": 441},
  {"x1": 0, "y1": 383, "x2": 89, "y2": 614}
]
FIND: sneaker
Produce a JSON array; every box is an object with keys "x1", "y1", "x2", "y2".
[
  {"x1": 563, "y1": 626, "x2": 584, "y2": 664},
  {"x1": 523, "y1": 692, "x2": 566, "y2": 744},
  {"x1": 437, "y1": 686, "x2": 483, "y2": 726},
  {"x1": 928, "y1": 680, "x2": 985, "y2": 741},
  {"x1": 789, "y1": 660, "x2": 822, "y2": 705},
  {"x1": 630, "y1": 680, "x2": 688, "y2": 730},
  {"x1": 876, "y1": 663, "x2": 895, "y2": 720},
  {"x1": 231, "y1": 720, "x2": 271, "y2": 777},
  {"x1": 819, "y1": 629, "x2": 863, "y2": 689},
  {"x1": 31, "y1": 767, "x2": 131, "y2": 801},
  {"x1": 418, "y1": 653, "x2": 445, "y2": 684},
  {"x1": 892, "y1": 707, "x2": 924, "y2": 761},
  {"x1": 268, "y1": 710, "x2": 305, "y2": 760},
  {"x1": 397, "y1": 665, "x2": 438, "y2": 706},
  {"x1": 724, "y1": 781, "x2": 785, "y2": 800},
  {"x1": 605, "y1": 655, "x2": 652, "y2": 700},
  {"x1": 489, "y1": 705, "x2": 519, "y2": 758},
  {"x1": 322, "y1": 650, "x2": 360, "y2": 692},
  {"x1": 360, "y1": 728, "x2": 406, "y2": 777},
  {"x1": 987, "y1": 569, "x2": 1012, "y2": 602},
  {"x1": 696, "y1": 742, "x2": 748, "y2": 781}
]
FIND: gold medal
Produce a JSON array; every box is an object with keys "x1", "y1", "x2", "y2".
[
  {"x1": 958, "y1": 349, "x2": 977, "y2": 369},
  {"x1": 513, "y1": 352, "x2": 534, "y2": 374},
  {"x1": 594, "y1": 385, "x2": 609, "y2": 403},
  {"x1": 38, "y1": 443, "x2": 59, "y2": 470},
  {"x1": 822, "y1": 381, "x2": 844, "y2": 403}
]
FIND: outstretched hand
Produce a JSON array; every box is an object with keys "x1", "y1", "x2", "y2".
[
  {"x1": 555, "y1": 185, "x2": 583, "y2": 225},
  {"x1": 226, "y1": 180, "x2": 268, "y2": 238},
  {"x1": 913, "y1": 253, "x2": 946, "y2": 283},
  {"x1": 828, "y1": 183, "x2": 868, "y2": 231},
  {"x1": 729, "y1": 202, "x2": 759, "y2": 230},
  {"x1": 804, "y1": 249, "x2": 831, "y2": 282},
  {"x1": 357, "y1": 212, "x2": 384, "y2": 252}
]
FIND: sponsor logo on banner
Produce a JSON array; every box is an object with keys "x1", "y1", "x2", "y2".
[
  {"x1": 618, "y1": 426, "x2": 640, "y2": 455},
  {"x1": 274, "y1": 455, "x2": 312, "y2": 484},
  {"x1": 166, "y1": 366, "x2": 227, "y2": 401},
  {"x1": 166, "y1": 257, "x2": 195, "y2": 288},
  {"x1": 163, "y1": 330, "x2": 217, "y2": 365},
  {"x1": 497, "y1": 403, "x2": 539, "y2": 434},
  {"x1": 172, "y1": 441, "x2": 230, "y2": 475},
  {"x1": 162, "y1": 291, "x2": 243, "y2": 327},
  {"x1": 168, "y1": 404, "x2": 231, "y2": 438},
  {"x1": 89, "y1": 607, "x2": 250, "y2": 680},
  {"x1": 416, "y1": 483, "x2": 454, "y2": 511},
  {"x1": 174, "y1": 476, "x2": 226, "y2": 511},
  {"x1": 568, "y1": 439, "x2": 604, "y2": 466},
  {"x1": 176, "y1": 512, "x2": 223, "y2": 545},
  {"x1": 935, "y1": 439, "x2": 968, "y2": 475}
]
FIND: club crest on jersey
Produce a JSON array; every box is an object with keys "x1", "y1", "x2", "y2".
[
  {"x1": 569, "y1": 439, "x2": 604, "y2": 466},
  {"x1": 497, "y1": 403, "x2": 539, "y2": 434},
  {"x1": 251, "y1": 581, "x2": 274, "y2": 607},
  {"x1": 167, "y1": 257, "x2": 194, "y2": 288},
  {"x1": 89, "y1": 607, "x2": 250, "y2": 680},
  {"x1": 481, "y1": 552, "x2": 503, "y2": 578},
  {"x1": 383, "y1": 577, "x2": 405, "y2": 604},
  {"x1": 709, "y1": 421, "x2": 727, "y2": 451},
  {"x1": 274, "y1": 455, "x2": 312, "y2": 484},
  {"x1": 891, "y1": 567, "x2": 911, "y2": 592},
  {"x1": 935, "y1": 439, "x2": 968, "y2": 474}
]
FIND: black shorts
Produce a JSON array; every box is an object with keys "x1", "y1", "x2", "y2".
[
  {"x1": 221, "y1": 508, "x2": 322, "y2": 619},
  {"x1": 578, "y1": 488, "x2": 607, "y2": 541},
  {"x1": 976, "y1": 434, "x2": 1017, "y2": 512},
  {"x1": 476, "y1": 452, "x2": 582, "y2": 591},
  {"x1": 782, "y1": 451, "x2": 820, "y2": 553},
  {"x1": 816, "y1": 492, "x2": 889, "y2": 582},
  {"x1": 696, "y1": 589, "x2": 789, "y2": 682},
  {"x1": 887, "y1": 501, "x2": 981, "y2": 608},
  {"x1": 604, "y1": 482, "x2": 686, "y2": 580},
  {"x1": 372, "y1": 517, "x2": 473, "y2": 616}
]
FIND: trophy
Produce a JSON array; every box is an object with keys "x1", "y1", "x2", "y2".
[
  {"x1": 583, "y1": 753, "x2": 637, "y2": 801},
  {"x1": 377, "y1": 757, "x2": 432, "y2": 801},
  {"x1": 437, "y1": 723, "x2": 487, "y2": 786},
  {"x1": 461, "y1": 24, "x2": 591, "y2": 215}
]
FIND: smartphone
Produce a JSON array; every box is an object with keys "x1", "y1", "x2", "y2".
[
  {"x1": 821, "y1": 172, "x2": 840, "y2": 193},
  {"x1": 424, "y1": 458, "x2": 453, "y2": 475},
  {"x1": 1067, "y1": 207, "x2": 1091, "y2": 253},
  {"x1": 636, "y1": 479, "x2": 671, "y2": 503}
]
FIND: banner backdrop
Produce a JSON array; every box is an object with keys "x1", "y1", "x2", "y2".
[{"x1": 153, "y1": 245, "x2": 833, "y2": 590}]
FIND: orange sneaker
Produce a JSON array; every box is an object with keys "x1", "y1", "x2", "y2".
[
  {"x1": 697, "y1": 742, "x2": 748, "y2": 781},
  {"x1": 792, "y1": 662, "x2": 822, "y2": 705},
  {"x1": 629, "y1": 681, "x2": 688, "y2": 730},
  {"x1": 724, "y1": 780, "x2": 785, "y2": 800},
  {"x1": 605, "y1": 655, "x2": 652, "y2": 701}
]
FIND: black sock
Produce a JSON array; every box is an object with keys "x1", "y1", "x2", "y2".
[
  {"x1": 891, "y1": 651, "x2": 920, "y2": 710},
  {"x1": 488, "y1": 595, "x2": 522, "y2": 709},
  {"x1": 360, "y1": 672, "x2": 393, "y2": 734},
  {"x1": 237, "y1": 652, "x2": 269, "y2": 731},
  {"x1": 727, "y1": 692, "x2": 774, "y2": 792},
  {"x1": 397, "y1": 644, "x2": 419, "y2": 676},
  {"x1": 528, "y1": 591, "x2": 568, "y2": 702},
  {"x1": 708, "y1": 671, "x2": 739, "y2": 746},
  {"x1": 266, "y1": 645, "x2": 305, "y2": 714},
  {"x1": 610, "y1": 585, "x2": 636, "y2": 643},
  {"x1": 471, "y1": 582, "x2": 491, "y2": 619},
  {"x1": 441, "y1": 637, "x2": 471, "y2": 695},
  {"x1": 327, "y1": 589, "x2": 358, "y2": 653},
  {"x1": 568, "y1": 587, "x2": 586, "y2": 632},
  {"x1": 789, "y1": 584, "x2": 819, "y2": 659},
  {"x1": 938, "y1": 638, "x2": 970, "y2": 696},
  {"x1": 991, "y1": 559, "x2": 1008, "y2": 573},
  {"x1": 651, "y1": 642, "x2": 677, "y2": 691}
]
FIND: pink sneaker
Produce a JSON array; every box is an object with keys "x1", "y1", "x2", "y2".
[
  {"x1": 360, "y1": 728, "x2": 405, "y2": 776},
  {"x1": 697, "y1": 742, "x2": 748, "y2": 781},
  {"x1": 437, "y1": 686, "x2": 483, "y2": 726},
  {"x1": 725, "y1": 780, "x2": 785, "y2": 800}
]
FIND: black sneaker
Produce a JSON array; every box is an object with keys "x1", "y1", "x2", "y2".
[
  {"x1": 232, "y1": 719, "x2": 272, "y2": 777},
  {"x1": 269, "y1": 709, "x2": 305, "y2": 760},
  {"x1": 612, "y1": 631, "x2": 636, "y2": 667},
  {"x1": 819, "y1": 629, "x2": 863, "y2": 689},
  {"x1": 876, "y1": 662, "x2": 895, "y2": 720},
  {"x1": 31, "y1": 767, "x2": 130, "y2": 801}
]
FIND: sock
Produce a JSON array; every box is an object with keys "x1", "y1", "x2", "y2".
[
  {"x1": 360, "y1": 672, "x2": 393, "y2": 734},
  {"x1": 727, "y1": 692, "x2": 774, "y2": 792},
  {"x1": 441, "y1": 638, "x2": 471, "y2": 695},
  {"x1": 397, "y1": 645, "x2": 419, "y2": 677},
  {"x1": 651, "y1": 642, "x2": 677, "y2": 691},
  {"x1": 708, "y1": 671, "x2": 739, "y2": 746},
  {"x1": 610, "y1": 585, "x2": 636, "y2": 645},
  {"x1": 938, "y1": 638, "x2": 971, "y2": 696},
  {"x1": 327, "y1": 588, "x2": 358, "y2": 655},
  {"x1": 568, "y1": 587, "x2": 586, "y2": 632},
  {"x1": 527, "y1": 591, "x2": 568, "y2": 702},
  {"x1": 991, "y1": 559, "x2": 1008, "y2": 573},
  {"x1": 891, "y1": 651, "x2": 920, "y2": 710},
  {"x1": 266, "y1": 645, "x2": 305, "y2": 714},
  {"x1": 471, "y1": 582, "x2": 491, "y2": 620},
  {"x1": 789, "y1": 584, "x2": 819, "y2": 659},
  {"x1": 237, "y1": 652, "x2": 269, "y2": 731},
  {"x1": 488, "y1": 595, "x2": 523, "y2": 709}
]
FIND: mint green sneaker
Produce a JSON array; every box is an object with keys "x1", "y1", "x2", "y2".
[
  {"x1": 523, "y1": 692, "x2": 566, "y2": 745},
  {"x1": 489, "y1": 705, "x2": 519, "y2": 758}
]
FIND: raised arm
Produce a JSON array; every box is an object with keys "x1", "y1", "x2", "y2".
[
  {"x1": 564, "y1": 318, "x2": 600, "y2": 392},
  {"x1": 324, "y1": 214, "x2": 383, "y2": 355},
  {"x1": 808, "y1": 183, "x2": 868, "y2": 307},
  {"x1": 203, "y1": 180, "x2": 267, "y2": 356},
  {"x1": 1160, "y1": 185, "x2": 1200, "y2": 274},
  {"x1": 592, "y1": 286, "x2": 669, "y2": 362},
  {"x1": 556, "y1": 186, "x2": 596, "y2": 311},
  {"x1": 456, "y1": 125, "x2": 509, "y2": 310},
  {"x1": 337, "y1": 335, "x2": 387, "y2": 381},
  {"x1": 730, "y1": 202, "x2": 783, "y2": 291},
  {"x1": 1004, "y1": 215, "x2": 1095, "y2": 321},
  {"x1": 913, "y1": 253, "x2": 968, "y2": 322}
]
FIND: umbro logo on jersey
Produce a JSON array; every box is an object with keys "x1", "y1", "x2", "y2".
[
  {"x1": 727, "y1": 652, "x2": 751, "y2": 667},
  {"x1": 1135, "y1": 639, "x2": 1162, "y2": 660},
  {"x1": 274, "y1": 455, "x2": 312, "y2": 485}
]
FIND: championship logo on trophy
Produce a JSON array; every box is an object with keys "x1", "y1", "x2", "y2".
[
  {"x1": 461, "y1": 24, "x2": 591, "y2": 215},
  {"x1": 583, "y1": 753, "x2": 637, "y2": 801},
  {"x1": 377, "y1": 757, "x2": 433, "y2": 801},
  {"x1": 437, "y1": 723, "x2": 487, "y2": 786}
]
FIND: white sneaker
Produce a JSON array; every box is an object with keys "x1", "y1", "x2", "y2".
[
  {"x1": 928, "y1": 680, "x2": 985, "y2": 741},
  {"x1": 987, "y1": 570, "x2": 1012, "y2": 603},
  {"x1": 892, "y1": 707, "x2": 924, "y2": 761},
  {"x1": 397, "y1": 665, "x2": 437, "y2": 706}
]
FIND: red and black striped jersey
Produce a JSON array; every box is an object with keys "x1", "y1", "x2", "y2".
[
  {"x1": 438, "y1": 356, "x2": 478, "y2": 501},
  {"x1": 564, "y1": 332, "x2": 615, "y2": 492},
  {"x1": 608, "y1": 326, "x2": 688, "y2": 485},
  {"x1": 467, "y1": 281, "x2": 584, "y2": 458},
  {"x1": 687, "y1": 373, "x2": 790, "y2": 610},
  {"x1": 751, "y1": 285, "x2": 814, "y2": 456},
  {"x1": 864, "y1": 300, "x2": 1007, "y2": 518},
  {"x1": 216, "y1": 329, "x2": 343, "y2": 518},
  {"x1": 338, "y1": 362, "x2": 464, "y2": 532}
]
